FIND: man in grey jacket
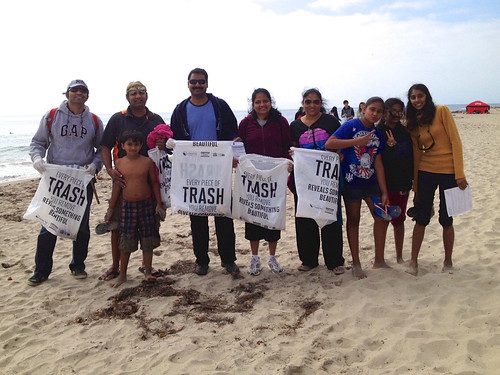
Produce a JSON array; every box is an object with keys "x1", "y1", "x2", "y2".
[{"x1": 27, "y1": 79, "x2": 104, "y2": 286}]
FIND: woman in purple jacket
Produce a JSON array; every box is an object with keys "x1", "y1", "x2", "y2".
[{"x1": 238, "y1": 88, "x2": 291, "y2": 276}]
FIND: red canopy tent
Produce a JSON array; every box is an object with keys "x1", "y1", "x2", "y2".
[{"x1": 466, "y1": 100, "x2": 490, "y2": 114}]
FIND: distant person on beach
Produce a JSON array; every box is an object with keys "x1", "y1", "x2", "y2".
[
  {"x1": 289, "y1": 88, "x2": 345, "y2": 275},
  {"x1": 341, "y1": 100, "x2": 355, "y2": 122},
  {"x1": 99, "y1": 81, "x2": 165, "y2": 281},
  {"x1": 170, "y1": 68, "x2": 239, "y2": 276},
  {"x1": 294, "y1": 106, "x2": 305, "y2": 120},
  {"x1": 357, "y1": 102, "x2": 366, "y2": 118},
  {"x1": 377, "y1": 98, "x2": 413, "y2": 263},
  {"x1": 405, "y1": 83, "x2": 468, "y2": 276},
  {"x1": 325, "y1": 96, "x2": 389, "y2": 279},
  {"x1": 237, "y1": 88, "x2": 291, "y2": 275},
  {"x1": 329, "y1": 106, "x2": 340, "y2": 120},
  {"x1": 104, "y1": 130, "x2": 163, "y2": 287},
  {"x1": 27, "y1": 79, "x2": 104, "y2": 286}
]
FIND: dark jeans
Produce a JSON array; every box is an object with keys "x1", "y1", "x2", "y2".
[
  {"x1": 293, "y1": 194, "x2": 344, "y2": 269},
  {"x1": 34, "y1": 183, "x2": 93, "y2": 277},
  {"x1": 189, "y1": 215, "x2": 236, "y2": 266},
  {"x1": 415, "y1": 171, "x2": 456, "y2": 227}
]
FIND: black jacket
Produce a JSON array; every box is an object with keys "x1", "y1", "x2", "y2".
[{"x1": 170, "y1": 94, "x2": 237, "y2": 141}]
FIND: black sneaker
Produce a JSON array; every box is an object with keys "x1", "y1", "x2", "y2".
[
  {"x1": 223, "y1": 262, "x2": 240, "y2": 275},
  {"x1": 27, "y1": 273, "x2": 48, "y2": 286},
  {"x1": 195, "y1": 264, "x2": 209, "y2": 276},
  {"x1": 71, "y1": 269, "x2": 88, "y2": 279}
]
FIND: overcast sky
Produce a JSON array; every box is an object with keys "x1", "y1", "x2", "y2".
[{"x1": 2, "y1": 0, "x2": 499, "y2": 117}]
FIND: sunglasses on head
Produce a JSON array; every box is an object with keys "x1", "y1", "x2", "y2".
[
  {"x1": 69, "y1": 86, "x2": 88, "y2": 94},
  {"x1": 189, "y1": 79, "x2": 206, "y2": 85},
  {"x1": 304, "y1": 99, "x2": 321, "y2": 105},
  {"x1": 417, "y1": 126, "x2": 435, "y2": 152}
]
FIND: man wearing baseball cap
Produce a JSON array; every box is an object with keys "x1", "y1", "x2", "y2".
[
  {"x1": 99, "y1": 81, "x2": 166, "y2": 281},
  {"x1": 27, "y1": 79, "x2": 104, "y2": 286}
]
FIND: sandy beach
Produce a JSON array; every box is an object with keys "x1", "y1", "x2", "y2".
[{"x1": 1, "y1": 110, "x2": 499, "y2": 375}]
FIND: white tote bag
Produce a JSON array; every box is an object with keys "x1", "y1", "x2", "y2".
[
  {"x1": 293, "y1": 147, "x2": 340, "y2": 228},
  {"x1": 170, "y1": 141, "x2": 233, "y2": 216},
  {"x1": 23, "y1": 164, "x2": 93, "y2": 239},
  {"x1": 233, "y1": 154, "x2": 291, "y2": 230},
  {"x1": 148, "y1": 147, "x2": 172, "y2": 208}
]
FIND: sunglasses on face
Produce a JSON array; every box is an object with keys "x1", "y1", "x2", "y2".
[
  {"x1": 417, "y1": 126, "x2": 435, "y2": 152},
  {"x1": 389, "y1": 110, "x2": 404, "y2": 117},
  {"x1": 128, "y1": 89, "x2": 147, "y2": 96},
  {"x1": 189, "y1": 79, "x2": 207, "y2": 85},
  {"x1": 304, "y1": 99, "x2": 321, "y2": 105},
  {"x1": 69, "y1": 87, "x2": 88, "y2": 94}
]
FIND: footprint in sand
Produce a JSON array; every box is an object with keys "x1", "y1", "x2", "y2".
[
  {"x1": 467, "y1": 339, "x2": 487, "y2": 356},
  {"x1": 405, "y1": 330, "x2": 434, "y2": 339},
  {"x1": 416, "y1": 339, "x2": 457, "y2": 364}
]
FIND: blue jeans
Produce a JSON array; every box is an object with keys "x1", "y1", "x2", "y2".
[{"x1": 34, "y1": 183, "x2": 93, "y2": 277}]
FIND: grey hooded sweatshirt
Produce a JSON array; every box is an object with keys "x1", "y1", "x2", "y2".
[{"x1": 29, "y1": 101, "x2": 103, "y2": 169}]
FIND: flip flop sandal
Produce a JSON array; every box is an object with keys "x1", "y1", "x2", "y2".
[
  {"x1": 138, "y1": 267, "x2": 163, "y2": 277},
  {"x1": 374, "y1": 204, "x2": 392, "y2": 221},
  {"x1": 95, "y1": 221, "x2": 119, "y2": 235},
  {"x1": 371, "y1": 196, "x2": 393, "y2": 221},
  {"x1": 387, "y1": 205, "x2": 402, "y2": 219},
  {"x1": 98, "y1": 268, "x2": 119, "y2": 281}
]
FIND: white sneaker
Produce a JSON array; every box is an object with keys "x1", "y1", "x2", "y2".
[
  {"x1": 248, "y1": 256, "x2": 262, "y2": 276},
  {"x1": 268, "y1": 256, "x2": 284, "y2": 273}
]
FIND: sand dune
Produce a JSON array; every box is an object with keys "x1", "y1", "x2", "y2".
[{"x1": 0, "y1": 110, "x2": 499, "y2": 374}]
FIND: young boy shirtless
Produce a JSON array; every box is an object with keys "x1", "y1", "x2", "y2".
[{"x1": 106, "y1": 130, "x2": 163, "y2": 287}]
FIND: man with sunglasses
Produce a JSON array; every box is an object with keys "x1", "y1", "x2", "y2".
[
  {"x1": 28, "y1": 79, "x2": 104, "y2": 286},
  {"x1": 170, "y1": 68, "x2": 239, "y2": 276},
  {"x1": 99, "y1": 81, "x2": 166, "y2": 281}
]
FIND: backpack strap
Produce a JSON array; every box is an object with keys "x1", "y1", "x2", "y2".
[
  {"x1": 90, "y1": 113, "x2": 99, "y2": 132},
  {"x1": 47, "y1": 108, "x2": 99, "y2": 132},
  {"x1": 46, "y1": 108, "x2": 58, "y2": 133}
]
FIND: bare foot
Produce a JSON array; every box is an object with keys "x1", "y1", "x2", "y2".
[
  {"x1": 98, "y1": 267, "x2": 119, "y2": 281},
  {"x1": 373, "y1": 261, "x2": 391, "y2": 269},
  {"x1": 396, "y1": 257, "x2": 404, "y2": 264},
  {"x1": 405, "y1": 262, "x2": 418, "y2": 276},
  {"x1": 112, "y1": 275, "x2": 127, "y2": 288},
  {"x1": 351, "y1": 265, "x2": 367, "y2": 279},
  {"x1": 442, "y1": 260, "x2": 454, "y2": 273},
  {"x1": 144, "y1": 272, "x2": 157, "y2": 283}
]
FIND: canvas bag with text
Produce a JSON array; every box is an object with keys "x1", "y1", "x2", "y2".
[
  {"x1": 293, "y1": 147, "x2": 340, "y2": 228},
  {"x1": 148, "y1": 147, "x2": 172, "y2": 208},
  {"x1": 23, "y1": 164, "x2": 93, "y2": 239},
  {"x1": 170, "y1": 141, "x2": 233, "y2": 216},
  {"x1": 232, "y1": 154, "x2": 291, "y2": 230}
]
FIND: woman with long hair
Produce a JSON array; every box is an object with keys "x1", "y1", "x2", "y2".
[
  {"x1": 405, "y1": 83, "x2": 468, "y2": 276},
  {"x1": 326, "y1": 97, "x2": 389, "y2": 279},
  {"x1": 237, "y1": 88, "x2": 291, "y2": 275},
  {"x1": 377, "y1": 98, "x2": 413, "y2": 263},
  {"x1": 289, "y1": 88, "x2": 345, "y2": 275}
]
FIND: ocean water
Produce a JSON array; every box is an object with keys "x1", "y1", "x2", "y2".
[
  {"x1": 0, "y1": 104, "x2": 490, "y2": 183},
  {"x1": 0, "y1": 109, "x2": 297, "y2": 183}
]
